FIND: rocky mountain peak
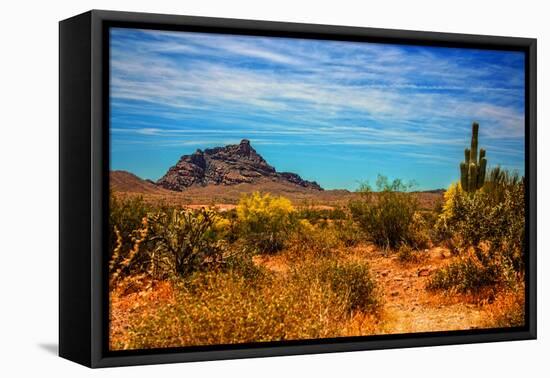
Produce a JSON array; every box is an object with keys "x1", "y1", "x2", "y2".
[
  {"x1": 239, "y1": 138, "x2": 251, "y2": 149},
  {"x1": 156, "y1": 140, "x2": 322, "y2": 191}
]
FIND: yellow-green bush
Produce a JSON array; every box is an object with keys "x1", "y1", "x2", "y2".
[
  {"x1": 214, "y1": 209, "x2": 240, "y2": 243},
  {"x1": 236, "y1": 192, "x2": 297, "y2": 253}
]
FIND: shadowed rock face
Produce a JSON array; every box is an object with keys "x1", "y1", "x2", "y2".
[{"x1": 157, "y1": 139, "x2": 323, "y2": 191}]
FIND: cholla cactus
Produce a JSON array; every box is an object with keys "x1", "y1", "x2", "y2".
[
  {"x1": 148, "y1": 208, "x2": 225, "y2": 276},
  {"x1": 109, "y1": 217, "x2": 149, "y2": 286},
  {"x1": 460, "y1": 122, "x2": 487, "y2": 192}
]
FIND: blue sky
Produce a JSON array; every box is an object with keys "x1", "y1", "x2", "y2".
[{"x1": 110, "y1": 27, "x2": 525, "y2": 191}]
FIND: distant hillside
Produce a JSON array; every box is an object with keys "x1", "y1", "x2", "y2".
[
  {"x1": 110, "y1": 170, "x2": 443, "y2": 210},
  {"x1": 110, "y1": 170, "x2": 169, "y2": 194},
  {"x1": 156, "y1": 139, "x2": 322, "y2": 191}
]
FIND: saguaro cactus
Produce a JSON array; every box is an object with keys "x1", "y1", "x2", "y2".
[{"x1": 460, "y1": 122, "x2": 487, "y2": 192}]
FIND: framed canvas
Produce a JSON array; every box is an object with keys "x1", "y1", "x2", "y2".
[{"x1": 59, "y1": 10, "x2": 537, "y2": 368}]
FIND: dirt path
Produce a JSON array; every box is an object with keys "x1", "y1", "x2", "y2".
[{"x1": 361, "y1": 246, "x2": 487, "y2": 334}]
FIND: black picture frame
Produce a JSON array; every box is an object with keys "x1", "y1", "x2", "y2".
[{"x1": 59, "y1": 9, "x2": 537, "y2": 368}]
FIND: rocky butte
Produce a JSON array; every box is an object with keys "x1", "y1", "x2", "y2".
[{"x1": 156, "y1": 139, "x2": 323, "y2": 191}]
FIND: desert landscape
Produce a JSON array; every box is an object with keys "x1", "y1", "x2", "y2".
[
  {"x1": 109, "y1": 126, "x2": 525, "y2": 350},
  {"x1": 108, "y1": 27, "x2": 526, "y2": 351}
]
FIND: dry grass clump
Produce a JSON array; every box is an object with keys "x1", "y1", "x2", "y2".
[
  {"x1": 292, "y1": 258, "x2": 380, "y2": 312},
  {"x1": 285, "y1": 218, "x2": 363, "y2": 260},
  {"x1": 288, "y1": 219, "x2": 341, "y2": 257},
  {"x1": 481, "y1": 287, "x2": 525, "y2": 328},
  {"x1": 110, "y1": 258, "x2": 380, "y2": 350},
  {"x1": 397, "y1": 244, "x2": 428, "y2": 264}
]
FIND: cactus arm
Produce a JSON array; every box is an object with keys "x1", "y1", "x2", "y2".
[
  {"x1": 478, "y1": 157, "x2": 487, "y2": 188},
  {"x1": 468, "y1": 163, "x2": 477, "y2": 192},
  {"x1": 479, "y1": 148, "x2": 486, "y2": 161},
  {"x1": 460, "y1": 162, "x2": 469, "y2": 190},
  {"x1": 470, "y1": 122, "x2": 479, "y2": 164}
]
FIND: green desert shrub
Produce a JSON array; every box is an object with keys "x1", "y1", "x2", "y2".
[
  {"x1": 435, "y1": 169, "x2": 524, "y2": 270},
  {"x1": 349, "y1": 175, "x2": 422, "y2": 250},
  {"x1": 430, "y1": 168, "x2": 525, "y2": 293},
  {"x1": 397, "y1": 244, "x2": 414, "y2": 263},
  {"x1": 484, "y1": 173, "x2": 525, "y2": 271},
  {"x1": 236, "y1": 192, "x2": 297, "y2": 254},
  {"x1": 333, "y1": 219, "x2": 363, "y2": 247},
  {"x1": 427, "y1": 248, "x2": 517, "y2": 293},
  {"x1": 439, "y1": 189, "x2": 489, "y2": 249},
  {"x1": 407, "y1": 212, "x2": 432, "y2": 250}
]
